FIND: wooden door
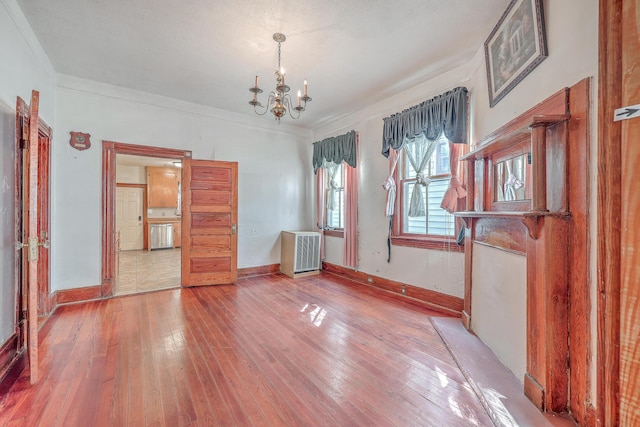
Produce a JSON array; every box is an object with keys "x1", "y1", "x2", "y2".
[
  {"x1": 116, "y1": 187, "x2": 144, "y2": 250},
  {"x1": 599, "y1": 0, "x2": 640, "y2": 424},
  {"x1": 619, "y1": 0, "x2": 640, "y2": 423},
  {"x1": 16, "y1": 91, "x2": 51, "y2": 384},
  {"x1": 181, "y1": 159, "x2": 237, "y2": 286}
]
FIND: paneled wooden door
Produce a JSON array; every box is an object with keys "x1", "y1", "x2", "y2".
[
  {"x1": 181, "y1": 159, "x2": 238, "y2": 286},
  {"x1": 16, "y1": 91, "x2": 50, "y2": 384}
]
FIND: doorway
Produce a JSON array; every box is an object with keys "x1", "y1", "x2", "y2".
[
  {"x1": 102, "y1": 141, "x2": 191, "y2": 297},
  {"x1": 114, "y1": 154, "x2": 183, "y2": 296}
]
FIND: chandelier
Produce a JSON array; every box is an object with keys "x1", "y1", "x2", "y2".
[{"x1": 249, "y1": 33, "x2": 312, "y2": 122}]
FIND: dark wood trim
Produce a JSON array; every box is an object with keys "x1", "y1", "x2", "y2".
[
  {"x1": 0, "y1": 334, "x2": 19, "y2": 381},
  {"x1": 102, "y1": 141, "x2": 191, "y2": 297},
  {"x1": 597, "y1": 1, "x2": 622, "y2": 426},
  {"x1": 238, "y1": 264, "x2": 280, "y2": 278},
  {"x1": 55, "y1": 285, "x2": 102, "y2": 305},
  {"x1": 322, "y1": 262, "x2": 463, "y2": 315},
  {"x1": 567, "y1": 77, "x2": 592, "y2": 426},
  {"x1": 390, "y1": 236, "x2": 464, "y2": 252}
]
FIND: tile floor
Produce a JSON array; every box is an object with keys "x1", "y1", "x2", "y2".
[{"x1": 115, "y1": 248, "x2": 181, "y2": 295}]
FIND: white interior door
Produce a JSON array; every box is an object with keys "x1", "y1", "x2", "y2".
[{"x1": 116, "y1": 187, "x2": 144, "y2": 250}]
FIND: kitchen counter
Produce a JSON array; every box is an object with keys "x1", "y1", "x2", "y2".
[{"x1": 147, "y1": 217, "x2": 181, "y2": 223}]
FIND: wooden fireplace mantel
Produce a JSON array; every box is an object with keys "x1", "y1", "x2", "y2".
[
  {"x1": 455, "y1": 211, "x2": 570, "y2": 240},
  {"x1": 454, "y1": 80, "x2": 591, "y2": 420}
]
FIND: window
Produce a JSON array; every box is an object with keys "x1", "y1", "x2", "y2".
[
  {"x1": 396, "y1": 134, "x2": 457, "y2": 241},
  {"x1": 325, "y1": 161, "x2": 344, "y2": 230}
]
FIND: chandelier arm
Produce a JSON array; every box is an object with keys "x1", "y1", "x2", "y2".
[{"x1": 283, "y1": 95, "x2": 302, "y2": 119}]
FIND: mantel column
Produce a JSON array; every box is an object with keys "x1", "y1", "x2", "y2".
[{"x1": 530, "y1": 123, "x2": 548, "y2": 212}]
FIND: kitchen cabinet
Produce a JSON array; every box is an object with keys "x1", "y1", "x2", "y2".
[{"x1": 147, "y1": 167, "x2": 180, "y2": 208}]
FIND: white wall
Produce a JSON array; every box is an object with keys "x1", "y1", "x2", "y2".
[
  {"x1": 471, "y1": 245, "x2": 527, "y2": 381},
  {"x1": 51, "y1": 76, "x2": 313, "y2": 291},
  {"x1": 0, "y1": 0, "x2": 56, "y2": 345},
  {"x1": 313, "y1": 59, "x2": 475, "y2": 299},
  {"x1": 116, "y1": 165, "x2": 146, "y2": 184}
]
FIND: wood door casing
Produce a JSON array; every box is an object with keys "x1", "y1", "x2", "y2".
[
  {"x1": 181, "y1": 159, "x2": 238, "y2": 286},
  {"x1": 101, "y1": 141, "x2": 190, "y2": 297}
]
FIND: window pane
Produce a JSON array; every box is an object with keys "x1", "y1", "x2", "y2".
[
  {"x1": 427, "y1": 178, "x2": 454, "y2": 236},
  {"x1": 402, "y1": 178, "x2": 454, "y2": 236},
  {"x1": 326, "y1": 162, "x2": 345, "y2": 229}
]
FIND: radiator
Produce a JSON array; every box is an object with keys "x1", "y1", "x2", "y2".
[{"x1": 280, "y1": 231, "x2": 321, "y2": 278}]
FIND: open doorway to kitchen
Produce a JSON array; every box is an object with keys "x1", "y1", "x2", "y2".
[
  {"x1": 101, "y1": 141, "x2": 191, "y2": 297},
  {"x1": 114, "y1": 154, "x2": 183, "y2": 295}
]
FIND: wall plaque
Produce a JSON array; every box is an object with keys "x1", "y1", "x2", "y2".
[{"x1": 69, "y1": 131, "x2": 91, "y2": 151}]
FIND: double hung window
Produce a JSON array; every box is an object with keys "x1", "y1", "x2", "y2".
[
  {"x1": 324, "y1": 161, "x2": 345, "y2": 231},
  {"x1": 394, "y1": 134, "x2": 459, "y2": 247}
]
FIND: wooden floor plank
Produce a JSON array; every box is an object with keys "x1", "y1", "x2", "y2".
[{"x1": 0, "y1": 272, "x2": 503, "y2": 426}]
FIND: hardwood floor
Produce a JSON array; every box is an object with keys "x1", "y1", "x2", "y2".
[{"x1": 0, "y1": 272, "x2": 497, "y2": 426}]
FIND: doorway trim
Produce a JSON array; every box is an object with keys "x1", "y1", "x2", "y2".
[
  {"x1": 15, "y1": 97, "x2": 53, "y2": 321},
  {"x1": 101, "y1": 141, "x2": 191, "y2": 297}
]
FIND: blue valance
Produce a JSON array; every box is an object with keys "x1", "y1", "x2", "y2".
[
  {"x1": 313, "y1": 130, "x2": 357, "y2": 173},
  {"x1": 381, "y1": 86, "x2": 468, "y2": 158}
]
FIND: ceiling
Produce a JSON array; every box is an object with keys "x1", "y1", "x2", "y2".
[{"x1": 17, "y1": 0, "x2": 510, "y2": 129}]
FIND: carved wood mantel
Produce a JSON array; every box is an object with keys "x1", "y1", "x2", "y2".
[{"x1": 455, "y1": 79, "x2": 591, "y2": 421}]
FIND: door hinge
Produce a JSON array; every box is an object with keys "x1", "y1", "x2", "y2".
[
  {"x1": 231, "y1": 224, "x2": 237, "y2": 235},
  {"x1": 16, "y1": 236, "x2": 50, "y2": 261}
]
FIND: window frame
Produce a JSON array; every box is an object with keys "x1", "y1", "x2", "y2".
[
  {"x1": 390, "y1": 135, "x2": 466, "y2": 252},
  {"x1": 324, "y1": 161, "x2": 345, "y2": 237}
]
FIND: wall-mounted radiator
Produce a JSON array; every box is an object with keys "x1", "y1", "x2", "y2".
[{"x1": 280, "y1": 231, "x2": 321, "y2": 278}]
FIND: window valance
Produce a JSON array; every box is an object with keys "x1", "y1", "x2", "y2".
[
  {"x1": 313, "y1": 130, "x2": 357, "y2": 173},
  {"x1": 381, "y1": 86, "x2": 468, "y2": 158}
]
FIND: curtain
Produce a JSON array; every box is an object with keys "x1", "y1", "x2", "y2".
[
  {"x1": 324, "y1": 161, "x2": 341, "y2": 211},
  {"x1": 381, "y1": 86, "x2": 468, "y2": 158},
  {"x1": 315, "y1": 167, "x2": 326, "y2": 260},
  {"x1": 313, "y1": 130, "x2": 357, "y2": 173},
  {"x1": 344, "y1": 161, "x2": 358, "y2": 268},
  {"x1": 404, "y1": 137, "x2": 438, "y2": 217},
  {"x1": 440, "y1": 141, "x2": 467, "y2": 213},
  {"x1": 382, "y1": 149, "x2": 400, "y2": 217}
]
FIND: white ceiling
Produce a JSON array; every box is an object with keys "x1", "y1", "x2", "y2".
[{"x1": 16, "y1": 0, "x2": 510, "y2": 128}]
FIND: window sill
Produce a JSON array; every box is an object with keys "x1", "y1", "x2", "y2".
[
  {"x1": 324, "y1": 229, "x2": 344, "y2": 238},
  {"x1": 391, "y1": 235, "x2": 464, "y2": 252}
]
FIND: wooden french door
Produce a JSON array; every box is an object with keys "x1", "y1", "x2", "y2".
[
  {"x1": 15, "y1": 91, "x2": 50, "y2": 384},
  {"x1": 181, "y1": 159, "x2": 238, "y2": 286}
]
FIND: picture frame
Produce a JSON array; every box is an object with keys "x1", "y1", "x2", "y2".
[{"x1": 484, "y1": 0, "x2": 547, "y2": 107}]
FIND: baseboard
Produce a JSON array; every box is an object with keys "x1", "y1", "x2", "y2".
[
  {"x1": 322, "y1": 262, "x2": 463, "y2": 315},
  {"x1": 524, "y1": 373, "x2": 546, "y2": 411},
  {"x1": 55, "y1": 285, "x2": 102, "y2": 304},
  {"x1": 238, "y1": 263, "x2": 280, "y2": 278},
  {"x1": 0, "y1": 334, "x2": 19, "y2": 382}
]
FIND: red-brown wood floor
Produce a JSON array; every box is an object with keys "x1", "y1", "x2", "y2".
[{"x1": 0, "y1": 272, "x2": 498, "y2": 426}]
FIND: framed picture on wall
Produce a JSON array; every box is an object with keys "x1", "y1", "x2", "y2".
[{"x1": 484, "y1": 0, "x2": 547, "y2": 107}]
